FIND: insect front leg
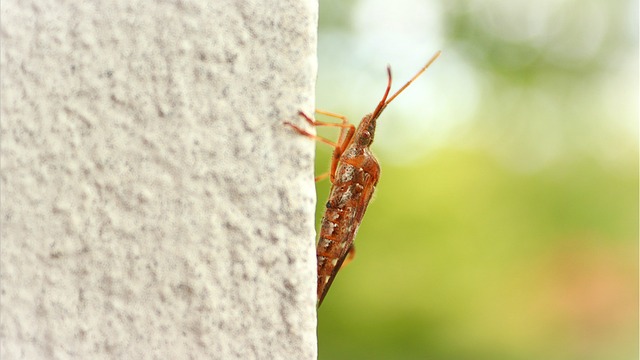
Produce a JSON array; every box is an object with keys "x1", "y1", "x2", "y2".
[
  {"x1": 284, "y1": 110, "x2": 355, "y2": 183},
  {"x1": 313, "y1": 110, "x2": 356, "y2": 183}
]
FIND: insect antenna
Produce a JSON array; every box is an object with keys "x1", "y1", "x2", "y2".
[
  {"x1": 371, "y1": 50, "x2": 441, "y2": 119},
  {"x1": 370, "y1": 66, "x2": 393, "y2": 119}
]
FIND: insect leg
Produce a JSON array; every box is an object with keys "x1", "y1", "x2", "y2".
[
  {"x1": 342, "y1": 245, "x2": 356, "y2": 267},
  {"x1": 297, "y1": 110, "x2": 355, "y2": 142},
  {"x1": 311, "y1": 110, "x2": 357, "y2": 183},
  {"x1": 285, "y1": 111, "x2": 352, "y2": 144},
  {"x1": 284, "y1": 117, "x2": 346, "y2": 181},
  {"x1": 314, "y1": 172, "x2": 330, "y2": 183},
  {"x1": 287, "y1": 111, "x2": 356, "y2": 183},
  {"x1": 314, "y1": 109, "x2": 350, "y2": 143},
  {"x1": 283, "y1": 121, "x2": 341, "y2": 148}
]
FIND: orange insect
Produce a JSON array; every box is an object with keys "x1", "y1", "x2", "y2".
[{"x1": 286, "y1": 51, "x2": 441, "y2": 306}]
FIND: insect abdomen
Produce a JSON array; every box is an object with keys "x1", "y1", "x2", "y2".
[{"x1": 316, "y1": 161, "x2": 378, "y2": 303}]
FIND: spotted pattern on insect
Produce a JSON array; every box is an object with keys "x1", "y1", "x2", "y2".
[
  {"x1": 315, "y1": 132, "x2": 380, "y2": 304},
  {"x1": 285, "y1": 51, "x2": 441, "y2": 307}
]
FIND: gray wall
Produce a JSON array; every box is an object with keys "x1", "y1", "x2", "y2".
[{"x1": 1, "y1": 1, "x2": 318, "y2": 358}]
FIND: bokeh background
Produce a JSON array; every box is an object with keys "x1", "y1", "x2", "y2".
[{"x1": 313, "y1": 0, "x2": 638, "y2": 359}]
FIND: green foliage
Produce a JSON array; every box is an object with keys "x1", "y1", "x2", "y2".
[
  {"x1": 315, "y1": 0, "x2": 638, "y2": 359},
  {"x1": 316, "y1": 150, "x2": 637, "y2": 360}
]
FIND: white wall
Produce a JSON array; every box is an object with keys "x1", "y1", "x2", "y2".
[{"x1": 1, "y1": 1, "x2": 318, "y2": 358}]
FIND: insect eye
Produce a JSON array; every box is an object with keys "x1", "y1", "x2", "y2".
[{"x1": 358, "y1": 131, "x2": 371, "y2": 145}]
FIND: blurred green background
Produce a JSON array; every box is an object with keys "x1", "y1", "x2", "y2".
[{"x1": 313, "y1": 0, "x2": 638, "y2": 359}]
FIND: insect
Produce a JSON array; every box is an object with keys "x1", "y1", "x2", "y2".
[{"x1": 286, "y1": 51, "x2": 441, "y2": 306}]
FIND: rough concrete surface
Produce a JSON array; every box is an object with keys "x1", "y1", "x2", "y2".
[{"x1": 1, "y1": 1, "x2": 318, "y2": 359}]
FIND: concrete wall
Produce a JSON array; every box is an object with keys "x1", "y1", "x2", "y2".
[{"x1": 1, "y1": 1, "x2": 318, "y2": 358}]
